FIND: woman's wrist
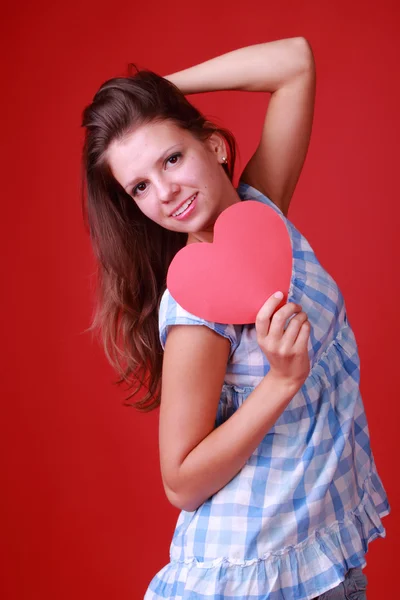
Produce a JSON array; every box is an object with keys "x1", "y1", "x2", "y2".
[{"x1": 265, "y1": 370, "x2": 304, "y2": 400}]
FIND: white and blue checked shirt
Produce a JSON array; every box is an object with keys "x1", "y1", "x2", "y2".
[{"x1": 145, "y1": 182, "x2": 390, "y2": 600}]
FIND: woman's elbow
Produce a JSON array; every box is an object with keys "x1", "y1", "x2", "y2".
[
  {"x1": 165, "y1": 485, "x2": 200, "y2": 512},
  {"x1": 294, "y1": 37, "x2": 315, "y2": 71}
]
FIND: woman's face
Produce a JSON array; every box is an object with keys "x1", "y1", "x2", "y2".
[{"x1": 106, "y1": 120, "x2": 239, "y2": 242}]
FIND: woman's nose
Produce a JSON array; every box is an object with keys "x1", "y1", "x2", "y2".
[{"x1": 157, "y1": 180, "x2": 180, "y2": 203}]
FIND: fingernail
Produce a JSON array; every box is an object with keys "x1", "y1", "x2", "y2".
[{"x1": 274, "y1": 291, "x2": 283, "y2": 299}]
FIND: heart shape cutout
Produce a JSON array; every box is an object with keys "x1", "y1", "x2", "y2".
[{"x1": 167, "y1": 200, "x2": 292, "y2": 324}]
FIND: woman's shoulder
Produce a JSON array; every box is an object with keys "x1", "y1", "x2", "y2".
[
  {"x1": 159, "y1": 288, "x2": 241, "y2": 359},
  {"x1": 159, "y1": 288, "x2": 206, "y2": 328}
]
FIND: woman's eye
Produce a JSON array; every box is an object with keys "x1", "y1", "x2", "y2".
[
  {"x1": 132, "y1": 182, "x2": 147, "y2": 196},
  {"x1": 131, "y1": 154, "x2": 181, "y2": 196},
  {"x1": 166, "y1": 152, "x2": 182, "y2": 166}
]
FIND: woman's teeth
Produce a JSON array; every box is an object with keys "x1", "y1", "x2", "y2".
[{"x1": 173, "y1": 194, "x2": 196, "y2": 217}]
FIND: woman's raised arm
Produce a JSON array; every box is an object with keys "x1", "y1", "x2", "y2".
[{"x1": 165, "y1": 37, "x2": 316, "y2": 215}]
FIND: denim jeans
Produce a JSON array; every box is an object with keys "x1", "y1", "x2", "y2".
[{"x1": 315, "y1": 568, "x2": 368, "y2": 599}]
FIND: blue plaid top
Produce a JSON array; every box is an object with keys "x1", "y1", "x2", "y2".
[{"x1": 145, "y1": 182, "x2": 390, "y2": 600}]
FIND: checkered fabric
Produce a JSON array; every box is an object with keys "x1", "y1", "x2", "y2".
[{"x1": 144, "y1": 182, "x2": 389, "y2": 600}]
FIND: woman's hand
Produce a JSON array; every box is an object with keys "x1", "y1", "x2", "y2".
[{"x1": 256, "y1": 292, "x2": 311, "y2": 390}]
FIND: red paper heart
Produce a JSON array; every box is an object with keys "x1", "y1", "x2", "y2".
[{"x1": 167, "y1": 200, "x2": 292, "y2": 324}]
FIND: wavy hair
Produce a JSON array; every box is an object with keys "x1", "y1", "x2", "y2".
[{"x1": 81, "y1": 68, "x2": 237, "y2": 411}]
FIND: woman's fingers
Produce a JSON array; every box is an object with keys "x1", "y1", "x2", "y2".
[
  {"x1": 267, "y1": 302, "x2": 302, "y2": 341},
  {"x1": 256, "y1": 293, "x2": 310, "y2": 350},
  {"x1": 280, "y1": 311, "x2": 309, "y2": 348},
  {"x1": 293, "y1": 320, "x2": 311, "y2": 352},
  {"x1": 255, "y1": 292, "x2": 286, "y2": 339},
  {"x1": 255, "y1": 293, "x2": 311, "y2": 387}
]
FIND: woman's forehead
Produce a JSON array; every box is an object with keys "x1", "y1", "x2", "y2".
[
  {"x1": 109, "y1": 120, "x2": 196, "y2": 160},
  {"x1": 123, "y1": 120, "x2": 190, "y2": 145}
]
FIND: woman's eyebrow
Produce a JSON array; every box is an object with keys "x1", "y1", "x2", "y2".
[{"x1": 124, "y1": 144, "x2": 182, "y2": 191}]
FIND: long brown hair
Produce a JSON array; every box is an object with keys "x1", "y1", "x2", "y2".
[{"x1": 81, "y1": 70, "x2": 237, "y2": 412}]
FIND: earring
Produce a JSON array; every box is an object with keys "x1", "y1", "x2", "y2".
[{"x1": 221, "y1": 156, "x2": 228, "y2": 164}]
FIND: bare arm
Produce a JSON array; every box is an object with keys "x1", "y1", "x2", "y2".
[
  {"x1": 164, "y1": 37, "x2": 310, "y2": 94},
  {"x1": 160, "y1": 295, "x2": 310, "y2": 512},
  {"x1": 164, "y1": 37, "x2": 316, "y2": 216}
]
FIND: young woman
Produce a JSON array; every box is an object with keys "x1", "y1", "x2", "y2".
[{"x1": 81, "y1": 38, "x2": 389, "y2": 600}]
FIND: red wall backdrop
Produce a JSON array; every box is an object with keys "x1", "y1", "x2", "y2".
[{"x1": 1, "y1": 1, "x2": 398, "y2": 598}]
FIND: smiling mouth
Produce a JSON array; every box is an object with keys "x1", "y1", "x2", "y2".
[{"x1": 171, "y1": 193, "x2": 197, "y2": 217}]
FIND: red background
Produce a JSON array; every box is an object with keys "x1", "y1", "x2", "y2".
[{"x1": 1, "y1": 1, "x2": 398, "y2": 598}]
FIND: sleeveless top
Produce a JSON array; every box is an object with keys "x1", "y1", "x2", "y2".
[{"x1": 144, "y1": 182, "x2": 390, "y2": 600}]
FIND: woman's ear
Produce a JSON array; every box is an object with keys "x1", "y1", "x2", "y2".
[{"x1": 206, "y1": 132, "x2": 227, "y2": 164}]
